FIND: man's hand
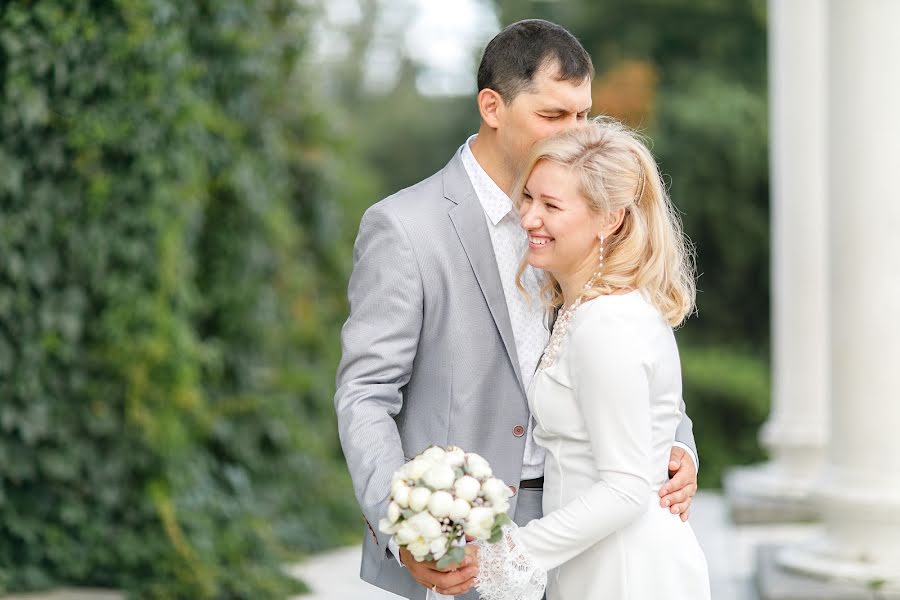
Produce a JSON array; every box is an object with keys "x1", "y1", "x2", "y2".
[
  {"x1": 658, "y1": 446, "x2": 697, "y2": 522},
  {"x1": 399, "y1": 545, "x2": 479, "y2": 596}
]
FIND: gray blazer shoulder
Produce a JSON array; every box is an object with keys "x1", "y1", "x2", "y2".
[{"x1": 360, "y1": 152, "x2": 473, "y2": 240}]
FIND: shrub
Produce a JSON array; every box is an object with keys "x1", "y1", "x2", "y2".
[
  {"x1": 679, "y1": 344, "x2": 771, "y2": 488},
  {"x1": 0, "y1": 1, "x2": 361, "y2": 597}
]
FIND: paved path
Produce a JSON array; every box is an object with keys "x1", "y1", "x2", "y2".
[{"x1": 288, "y1": 492, "x2": 824, "y2": 599}]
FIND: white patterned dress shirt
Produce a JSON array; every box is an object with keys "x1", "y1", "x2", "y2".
[{"x1": 460, "y1": 135, "x2": 549, "y2": 482}]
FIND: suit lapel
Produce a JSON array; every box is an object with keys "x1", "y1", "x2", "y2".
[{"x1": 443, "y1": 151, "x2": 526, "y2": 395}]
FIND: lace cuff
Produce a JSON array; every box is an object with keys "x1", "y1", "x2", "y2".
[{"x1": 475, "y1": 525, "x2": 547, "y2": 600}]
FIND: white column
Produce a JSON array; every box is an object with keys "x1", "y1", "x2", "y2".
[
  {"x1": 777, "y1": 0, "x2": 900, "y2": 588},
  {"x1": 724, "y1": 0, "x2": 829, "y2": 524}
]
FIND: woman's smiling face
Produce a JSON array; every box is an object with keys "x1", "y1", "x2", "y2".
[{"x1": 519, "y1": 159, "x2": 603, "y2": 279}]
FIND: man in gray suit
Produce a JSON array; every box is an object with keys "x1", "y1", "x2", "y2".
[{"x1": 335, "y1": 20, "x2": 700, "y2": 599}]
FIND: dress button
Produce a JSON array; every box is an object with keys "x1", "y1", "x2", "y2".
[
  {"x1": 508, "y1": 485, "x2": 518, "y2": 496},
  {"x1": 513, "y1": 425, "x2": 525, "y2": 437}
]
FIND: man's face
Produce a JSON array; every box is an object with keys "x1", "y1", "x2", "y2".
[{"x1": 495, "y1": 65, "x2": 593, "y2": 172}]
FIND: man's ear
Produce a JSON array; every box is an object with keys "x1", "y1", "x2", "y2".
[{"x1": 477, "y1": 88, "x2": 504, "y2": 129}]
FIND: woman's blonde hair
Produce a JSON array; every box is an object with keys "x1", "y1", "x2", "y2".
[{"x1": 514, "y1": 117, "x2": 696, "y2": 327}]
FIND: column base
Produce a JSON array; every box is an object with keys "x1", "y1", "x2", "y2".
[
  {"x1": 756, "y1": 545, "x2": 900, "y2": 600},
  {"x1": 724, "y1": 463, "x2": 821, "y2": 525}
]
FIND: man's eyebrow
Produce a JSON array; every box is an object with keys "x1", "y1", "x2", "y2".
[{"x1": 538, "y1": 106, "x2": 592, "y2": 114}]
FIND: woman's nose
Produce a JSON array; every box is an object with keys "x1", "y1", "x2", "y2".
[{"x1": 520, "y1": 203, "x2": 541, "y2": 228}]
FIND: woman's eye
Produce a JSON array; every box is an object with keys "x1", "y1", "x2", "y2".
[{"x1": 546, "y1": 204, "x2": 560, "y2": 211}]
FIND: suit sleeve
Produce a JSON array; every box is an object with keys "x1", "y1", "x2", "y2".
[
  {"x1": 334, "y1": 202, "x2": 423, "y2": 552},
  {"x1": 514, "y1": 311, "x2": 652, "y2": 572},
  {"x1": 674, "y1": 398, "x2": 699, "y2": 470}
]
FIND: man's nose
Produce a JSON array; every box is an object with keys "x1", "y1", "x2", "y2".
[{"x1": 556, "y1": 114, "x2": 579, "y2": 129}]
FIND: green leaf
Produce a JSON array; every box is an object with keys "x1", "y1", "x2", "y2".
[
  {"x1": 488, "y1": 528, "x2": 503, "y2": 544},
  {"x1": 487, "y1": 514, "x2": 512, "y2": 544},
  {"x1": 435, "y1": 546, "x2": 465, "y2": 570}
]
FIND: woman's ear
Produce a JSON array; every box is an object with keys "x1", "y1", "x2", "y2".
[
  {"x1": 599, "y1": 208, "x2": 627, "y2": 239},
  {"x1": 477, "y1": 88, "x2": 503, "y2": 129}
]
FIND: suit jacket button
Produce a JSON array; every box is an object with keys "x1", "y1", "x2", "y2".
[
  {"x1": 508, "y1": 485, "x2": 518, "y2": 496},
  {"x1": 513, "y1": 425, "x2": 525, "y2": 437}
]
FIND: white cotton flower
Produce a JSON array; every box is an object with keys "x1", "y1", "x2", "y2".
[
  {"x1": 429, "y1": 535, "x2": 449, "y2": 561},
  {"x1": 454, "y1": 475, "x2": 481, "y2": 502},
  {"x1": 387, "y1": 501, "x2": 401, "y2": 524},
  {"x1": 408, "y1": 511, "x2": 443, "y2": 541},
  {"x1": 406, "y1": 458, "x2": 433, "y2": 481},
  {"x1": 401, "y1": 513, "x2": 445, "y2": 561},
  {"x1": 391, "y1": 479, "x2": 410, "y2": 499},
  {"x1": 463, "y1": 506, "x2": 496, "y2": 540},
  {"x1": 422, "y1": 446, "x2": 447, "y2": 463},
  {"x1": 407, "y1": 538, "x2": 431, "y2": 562},
  {"x1": 444, "y1": 446, "x2": 466, "y2": 468},
  {"x1": 395, "y1": 520, "x2": 418, "y2": 545},
  {"x1": 481, "y1": 477, "x2": 510, "y2": 506},
  {"x1": 465, "y1": 453, "x2": 492, "y2": 479},
  {"x1": 423, "y1": 464, "x2": 456, "y2": 490},
  {"x1": 391, "y1": 469, "x2": 405, "y2": 486},
  {"x1": 408, "y1": 486, "x2": 432, "y2": 512},
  {"x1": 392, "y1": 481, "x2": 410, "y2": 508},
  {"x1": 378, "y1": 517, "x2": 397, "y2": 535},
  {"x1": 428, "y1": 490, "x2": 454, "y2": 518},
  {"x1": 448, "y1": 497, "x2": 471, "y2": 521}
]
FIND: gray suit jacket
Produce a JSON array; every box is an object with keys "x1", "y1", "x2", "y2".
[{"x1": 334, "y1": 148, "x2": 697, "y2": 599}]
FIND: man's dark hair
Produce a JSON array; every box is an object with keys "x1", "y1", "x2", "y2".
[{"x1": 477, "y1": 19, "x2": 594, "y2": 103}]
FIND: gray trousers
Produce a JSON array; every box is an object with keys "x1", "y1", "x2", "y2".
[{"x1": 456, "y1": 487, "x2": 544, "y2": 600}]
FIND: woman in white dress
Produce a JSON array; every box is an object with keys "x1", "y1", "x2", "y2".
[{"x1": 474, "y1": 118, "x2": 710, "y2": 600}]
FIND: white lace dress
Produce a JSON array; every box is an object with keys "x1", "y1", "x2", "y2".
[{"x1": 476, "y1": 292, "x2": 710, "y2": 600}]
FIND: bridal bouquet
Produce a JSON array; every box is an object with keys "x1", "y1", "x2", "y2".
[{"x1": 379, "y1": 445, "x2": 512, "y2": 568}]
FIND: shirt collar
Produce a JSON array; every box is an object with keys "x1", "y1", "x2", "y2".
[{"x1": 460, "y1": 134, "x2": 514, "y2": 226}]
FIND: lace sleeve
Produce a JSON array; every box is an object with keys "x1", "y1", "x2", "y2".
[{"x1": 475, "y1": 524, "x2": 547, "y2": 600}]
